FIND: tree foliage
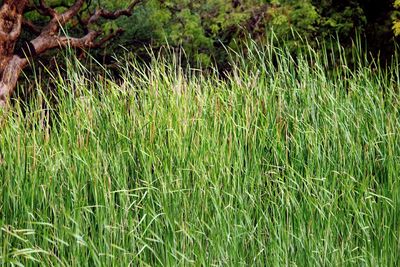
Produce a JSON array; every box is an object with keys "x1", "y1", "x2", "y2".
[
  {"x1": 393, "y1": 0, "x2": 400, "y2": 35},
  {"x1": 99, "y1": 0, "x2": 395, "y2": 66}
]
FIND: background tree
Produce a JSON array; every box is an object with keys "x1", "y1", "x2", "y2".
[{"x1": 109, "y1": 0, "x2": 396, "y2": 67}]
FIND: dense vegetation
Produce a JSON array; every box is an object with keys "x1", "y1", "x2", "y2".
[{"x1": 1, "y1": 42, "x2": 399, "y2": 265}]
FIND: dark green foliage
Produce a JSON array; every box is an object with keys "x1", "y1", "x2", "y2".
[
  {"x1": 14, "y1": 1, "x2": 400, "y2": 69},
  {"x1": 105, "y1": 0, "x2": 396, "y2": 66},
  {"x1": 109, "y1": 0, "x2": 271, "y2": 66}
]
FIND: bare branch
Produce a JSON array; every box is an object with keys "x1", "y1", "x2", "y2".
[
  {"x1": 58, "y1": 0, "x2": 85, "y2": 25},
  {"x1": 87, "y1": 0, "x2": 142, "y2": 25},
  {"x1": 37, "y1": 0, "x2": 57, "y2": 17},
  {"x1": 30, "y1": 30, "x2": 100, "y2": 55},
  {"x1": 25, "y1": 1, "x2": 72, "y2": 14}
]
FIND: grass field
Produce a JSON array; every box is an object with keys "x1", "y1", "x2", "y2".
[{"x1": 0, "y1": 42, "x2": 399, "y2": 266}]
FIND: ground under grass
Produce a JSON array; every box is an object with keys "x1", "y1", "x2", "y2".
[{"x1": 0, "y1": 44, "x2": 399, "y2": 265}]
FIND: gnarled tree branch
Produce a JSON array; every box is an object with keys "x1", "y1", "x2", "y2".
[
  {"x1": 87, "y1": 0, "x2": 141, "y2": 25},
  {"x1": 0, "y1": 0, "x2": 144, "y2": 107}
]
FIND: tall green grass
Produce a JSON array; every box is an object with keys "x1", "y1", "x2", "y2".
[{"x1": 0, "y1": 41, "x2": 399, "y2": 266}]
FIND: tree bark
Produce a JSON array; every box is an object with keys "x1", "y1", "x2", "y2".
[{"x1": 0, "y1": 0, "x2": 29, "y2": 106}]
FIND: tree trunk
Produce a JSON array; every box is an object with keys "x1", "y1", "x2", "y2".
[{"x1": 0, "y1": 0, "x2": 28, "y2": 107}]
